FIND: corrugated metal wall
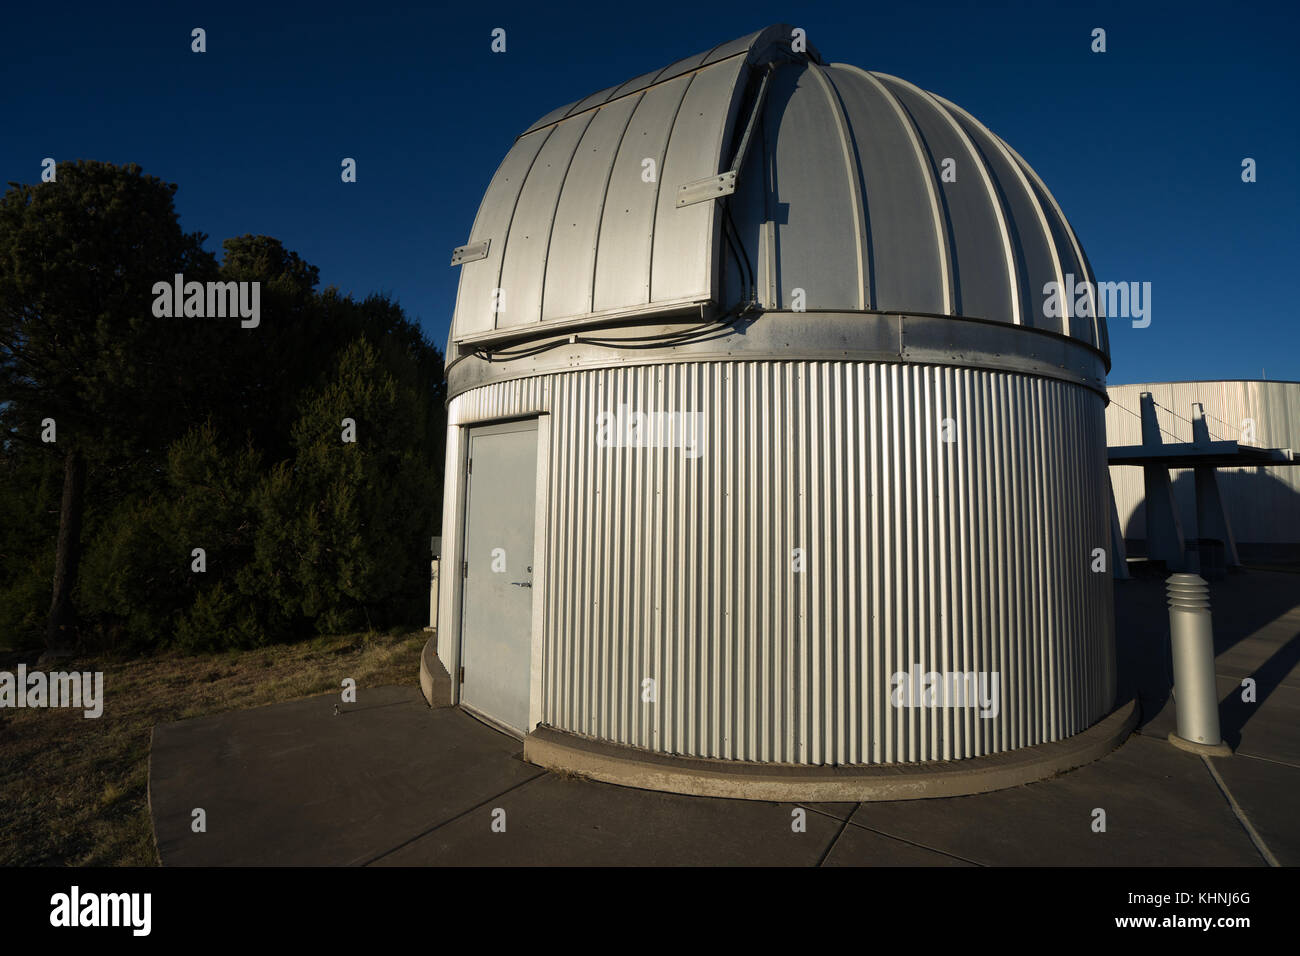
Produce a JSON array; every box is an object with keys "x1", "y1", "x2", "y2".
[
  {"x1": 449, "y1": 360, "x2": 1116, "y2": 765},
  {"x1": 1106, "y1": 381, "x2": 1300, "y2": 545}
]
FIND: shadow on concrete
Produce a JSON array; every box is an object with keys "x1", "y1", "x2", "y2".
[
  {"x1": 1216, "y1": 631, "x2": 1300, "y2": 749},
  {"x1": 1115, "y1": 566, "x2": 1300, "y2": 743}
]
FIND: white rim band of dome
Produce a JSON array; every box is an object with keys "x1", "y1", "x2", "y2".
[{"x1": 447, "y1": 310, "x2": 1108, "y2": 400}]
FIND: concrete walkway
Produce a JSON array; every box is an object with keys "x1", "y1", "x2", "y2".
[{"x1": 149, "y1": 567, "x2": 1299, "y2": 866}]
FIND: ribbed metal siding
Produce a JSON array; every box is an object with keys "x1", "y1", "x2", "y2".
[
  {"x1": 452, "y1": 361, "x2": 1115, "y2": 765},
  {"x1": 1106, "y1": 380, "x2": 1300, "y2": 544},
  {"x1": 448, "y1": 372, "x2": 550, "y2": 426}
]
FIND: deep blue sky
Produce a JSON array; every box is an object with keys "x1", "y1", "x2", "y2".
[{"x1": 4, "y1": 1, "x2": 1296, "y2": 384}]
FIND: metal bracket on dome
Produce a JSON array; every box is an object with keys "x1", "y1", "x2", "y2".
[
  {"x1": 450, "y1": 239, "x2": 490, "y2": 266},
  {"x1": 676, "y1": 170, "x2": 738, "y2": 207},
  {"x1": 675, "y1": 62, "x2": 778, "y2": 208}
]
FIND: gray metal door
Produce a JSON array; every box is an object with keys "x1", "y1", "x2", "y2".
[{"x1": 460, "y1": 419, "x2": 539, "y2": 735}]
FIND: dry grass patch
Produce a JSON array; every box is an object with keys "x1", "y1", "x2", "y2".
[{"x1": 0, "y1": 628, "x2": 426, "y2": 866}]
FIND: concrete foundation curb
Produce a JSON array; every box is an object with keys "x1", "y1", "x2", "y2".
[
  {"x1": 418, "y1": 638, "x2": 452, "y2": 709},
  {"x1": 1168, "y1": 732, "x2": 1234, "y2": 757},
  {"x1": 523, "y1": 699, "x2": 1140, "y2": 802}
]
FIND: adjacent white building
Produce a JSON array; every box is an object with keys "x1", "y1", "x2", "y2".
[{"x1": 1107, "y1": 379, "x2": 1300, "y2": 563}]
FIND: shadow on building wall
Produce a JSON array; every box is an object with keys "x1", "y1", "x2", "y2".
[{"x1": 1122, "y1": 468, "x2": 1300, "y2": 565}]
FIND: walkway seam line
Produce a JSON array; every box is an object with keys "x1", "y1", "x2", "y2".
[
  {"x1": 848, "y1": 820, "x2": 986, "y2": 867},
  {"x1": 1201, "y1": 755, "x2": 1280, "y2": 867},
  {"x1": 358, "y1": 770, "x2": 548, "y2": 866},
  {"x1": 814, "y1": 805, "x2": 857, "y2": 867},
  {"x1": 1236, "y1": 751, "x2": 1300, "y2": 772},
  {"x1": 798, "y1": 803, "x2": 982, "y2": 865}
]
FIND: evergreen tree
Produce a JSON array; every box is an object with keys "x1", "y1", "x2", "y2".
[
  {"x1": 0, "y1": 161, "x2": 215, "y2": 651},
  {"x1": 260, "y1": 337, "x2": 439, "y2": 634},
  {"x1": 1, "y1": 161, "x2": 447, "y2": 653}
]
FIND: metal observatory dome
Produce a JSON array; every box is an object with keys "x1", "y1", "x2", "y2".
[{"x1": 434, "y1": 24, "x2": 1124, "y2": 799}]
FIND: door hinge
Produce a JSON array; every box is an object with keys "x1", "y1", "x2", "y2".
[
  {"x1": 467, "y1": 458, "x2": 472, "y2": 474},
  {"x1": 458, "y1": 666, "x2": 465, "y2": 684},
  {"x1": 462, "y1": 561, "x2": 468, "y2": 578}
]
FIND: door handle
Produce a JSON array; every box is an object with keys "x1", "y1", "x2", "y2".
[{"x1": 510, "y1": 581, "x2": 532, "y2": 588}]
